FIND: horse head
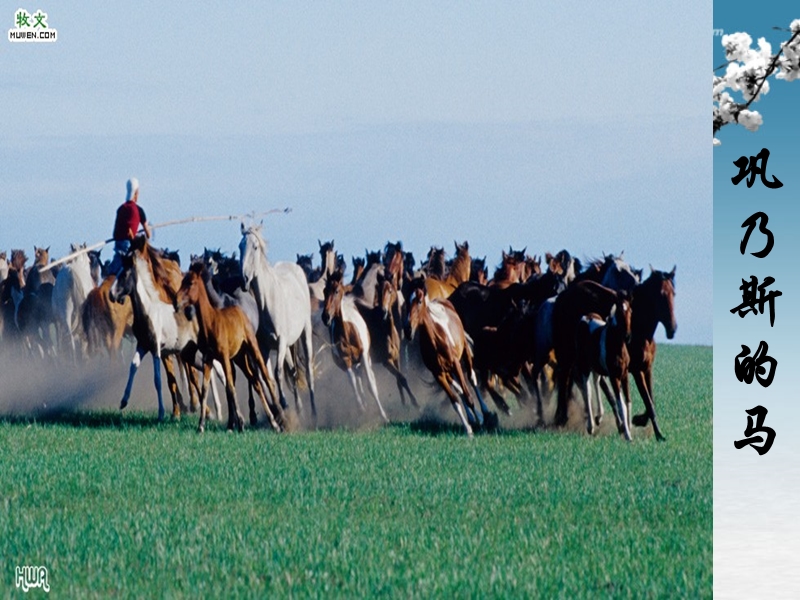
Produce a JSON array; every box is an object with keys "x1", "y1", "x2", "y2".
[
  {"x1": 609, "y1": 291, "x2": 633, "y2": 344},
  {"x1": 34, "y1": 246, "x2": 50, "y2": 267},
  {"x1": 318, "y1": 240, "x2": 336, "y2": 277},
  {"x1": 637, "y1": 266, "x2": 677, "y2": 340},
  {"x1": 109, "y1": 249, "x2": 136, "y2": 305},
  {"x1": 365, "y1": 249, "x2": 383, "y2": 267},
  {"x1": 296, "y1": 254, "x2": 315, "y2": 280},
  {"x1": 404, "y1": 276, "x2": 427, "y2": 341},
  {"x1": 239, "y1": 224, "x2": 266, "y2": 292},
  {"x1": 176, "y1": 265, "x2": 206, "y2": 320},
  {"x1": 376, "y1": 271, "x2": 398, "y2": 322},
  {"x1": 657, "y1": 266, "x2": 677, "y2": 339},
  {"x1": 321, "y1": 269, "x2": 346, "y2": 327}
]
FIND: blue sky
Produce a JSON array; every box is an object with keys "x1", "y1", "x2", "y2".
[{"x1": 0, "y1": 2, "x2": 710, "y2": 343}]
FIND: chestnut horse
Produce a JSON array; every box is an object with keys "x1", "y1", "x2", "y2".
[
  {"x1": 628, "y1": 267, "x2": 677, "y2": 441},
  {"x1": 83, "y1": 275, "x2": 133, "y2": 358},
  {"x1": 321, "y1": 270, "x2": 389, "y2": 422},
  {"x1": 575, "y1": 292, "x2": 633, "y2": 440},
  {"x1": 177, "y1": 266, "x2": 282, "y2": 433},
  {"x1": 404, "y1": 277, "x2": 491, "y2": 436},
  {"x1": 425, "y1": 241, "x2": 471, "y2": 301}
]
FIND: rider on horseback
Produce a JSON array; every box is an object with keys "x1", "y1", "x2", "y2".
[{"x1": 109, "y1": 178, "x2": 152, "y2": 275}]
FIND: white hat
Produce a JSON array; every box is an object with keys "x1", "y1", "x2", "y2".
[{"x1": 126, "y1": 178, "x2": 139, "y2": 201}]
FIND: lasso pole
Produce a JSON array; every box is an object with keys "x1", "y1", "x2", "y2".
[{"x1": 38, "y1": 207, "x2": 292, "y2": 273}]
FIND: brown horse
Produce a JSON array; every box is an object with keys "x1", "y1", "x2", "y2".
[
  {"x1": 31, "y1": 246, "x2": 56, "y2": 286},
  {"x1": 628, "y1": 267, "x2": 677, "y2": 441},
  {"x1": 490, "y1": 247, "x2": 526, "y2": 289},
  {"x1": 404, "y1": 277, "x2": 490, "y2": 436},
  {"x1": 357, "y1": 271, "x2": 419, "y2": 408},
  {"x1": 575, "y1": 292, "x2": 633, "y2": 440},
  {"x1": 82, "y1": 275, "x2": 134, "y2": 358},
  {"x1": 177, "y1": 266, "x2": 282, "y2": 433},
  {"x1": 322, "y1": 270, "x2": 388, "y2": 421},
  {"x1": 425, "y1": 241, "x2": 471, "y2": 301}
]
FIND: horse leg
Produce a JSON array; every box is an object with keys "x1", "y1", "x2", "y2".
[
  {"x1": 385, "y1": 361, "x2": 420, "y2": 409},
  {"x1": 592, "y1": 373, "x2": 604, "y2": 427},
  {"x1": 467, "y1": 368, "x2": 494, "y2": 426},
  {"x1": 222, "y1": 359, "x2": 244, "y2": 432},
  {"x1": 360, "y1": 354, "x2": 388, "y2": 422},
  {"x1": 197, "y1": 364, "x2": 212, "y2": 433},
  {"x1": 239, "y1": 352, "x2": 281, "y2": 432},
  {"x1": 285, "y1": 344, "x2": 302, "y2": 414},
  {"x1": 121, "y1": 346, "x2": 146, "y2": 411},
  {"x1": 598, "y1": 376, "x2": 620, "y2": 429},
  {"x1": 301, "y1": 322, "x2": 317, "y2": 419},
  {"x1": 436, "y1": 373, "x2": 473, "y2": 437},
  {"x1": 273, "y1": 341, "x2": 290, "y2": 410},
  {"x1": 163, "y1": 355, "x2": 185, "y2": 419},
  {"x1": 643, "y1": 365, "x2": 664, "y2": 440},
  {"x1": 631, "y1": 368, "x2": 664, "y2": 440},
  {"x1": 484, "y1": 373, "x2": 512, "y2": 416},
  {"x1": 611, "y1": 376, "x2": 632, "y2": 441},
  {"x1": 151, "y1": 354, "x2": 166, "y2": 422},
  {"x1": 454, "y1": 359, "x2": 482, "y2": 428},
  {"x1": 210, "y1": 362, "x2": 225, "y2": 421},
  {"x1": 345, "y1": 366, "x2": 366, "y2": 411},
  {"x1": 577, "y1": 372, "x2": 595, "y2": 435},
  {"x1": 554, "y1": 365, "x2": 571, "y2": 427}
]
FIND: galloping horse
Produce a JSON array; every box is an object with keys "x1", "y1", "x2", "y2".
[
  {"x1": 110, "y1": 237, "x2": 199, "y2": 420},
  {"x1": 52, "y1": 243, "x2": 95, "y2": 360},
  {"x1": 575, "y1": 292, "x2": 633, "y2": 440},
  {"x1": 363, "y1": 271, "x2": 419, "y2": 407},
  {"x1": 551, "y1": 280, "x2": 619, "y2": 427},
  {"x1": 177, "y1": 266, "x2": 282, "y2": 432},
  {"x1": 239, "y1": 223, "x2": 317, "y2": 418},
  {"x1": 425, "y1": 241, "x2": 471, "y2": 301},
  {"x1": 404, "y1": 277, "x2": 491, "y2": 436},
  {"x1": 17, "y1": 259, "x2": 56, "y2": 358},
  {"x1": 83, "y1": 275, "x2": 134, "y2": 358},
  {"x1": 321, "y1": 269, "x2": 389, "y2": 421},
  {"x1": 628, "y1": 267, "x2": 677, "y2": 441}
]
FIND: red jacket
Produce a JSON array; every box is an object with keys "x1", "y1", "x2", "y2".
[{"x1": 113, "y1": 201, "x2": 147, "y2": 241}]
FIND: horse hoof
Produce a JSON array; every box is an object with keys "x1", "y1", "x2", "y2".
[
  {"x1": 594, "y1": 416, "x2": 603, "y2": 427},
  {"x1": 249, "y1": 414, "x2": 258, "y2": 427},
  {"x1": 632, "y1": 413, "x2": 649, "y2": 427},
  {"x1": 119, "y1": 399, "x2": 128, "y2": 411},
  {"x1": 197, "y1": 425, "x2": 205, "y2": 434}
]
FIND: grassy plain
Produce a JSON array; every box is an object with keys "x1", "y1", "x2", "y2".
[{"x1": 0, "y1": 344, "x2": 711, "y2": 598}]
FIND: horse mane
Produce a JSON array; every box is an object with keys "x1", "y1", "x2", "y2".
[{"x1": 133, "y1": 237, "x2": 180, "y2": 305}]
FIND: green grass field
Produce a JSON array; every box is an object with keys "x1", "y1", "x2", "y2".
[{"x1": 1, "y1": 344, "x2": 711, "y2": 598}]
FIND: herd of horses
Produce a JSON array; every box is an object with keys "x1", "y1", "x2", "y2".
[{"x1": 0, "y1": 229, "x2": 677, "y2": 440}]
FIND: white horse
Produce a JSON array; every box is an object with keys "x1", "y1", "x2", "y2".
[
  {"x1": 51, "y1": 243, "x2": 95, "y2": 360},
  {"x1": 239, "y1": 223, "x2": 317, "y2": 417}
]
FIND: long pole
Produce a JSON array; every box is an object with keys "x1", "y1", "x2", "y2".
[{"x1": 38, "y1": 207, "x2": 291, "y2": 273}]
